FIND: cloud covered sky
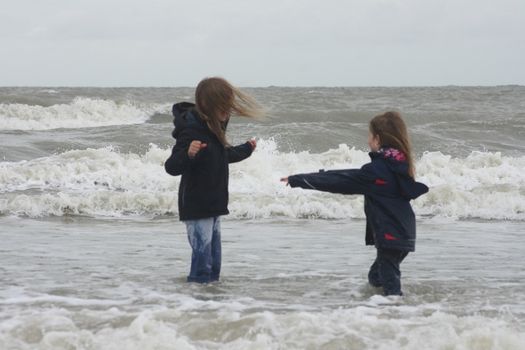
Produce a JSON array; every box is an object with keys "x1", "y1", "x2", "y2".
[{"x1": 1, "y1": 0, "x2": 524, "y2": 86}]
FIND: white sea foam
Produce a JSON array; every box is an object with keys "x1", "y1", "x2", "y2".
[
  {"x1": 0, "y1": 139, "x2": 524, "y2": 220},
  {"x1": 0, "y1": 97, "x2": 170, "y2": 130},
  {"x1": 0, "y1": 299, "x2": 522, "y2": 350},
  {"x1": 231, "y1": 140, "x2": 525, "y2": 221}
]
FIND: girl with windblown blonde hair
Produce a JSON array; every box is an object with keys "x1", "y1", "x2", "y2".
[{"x1": 165, "y1": 77, "x2": 262, "y2": 283}]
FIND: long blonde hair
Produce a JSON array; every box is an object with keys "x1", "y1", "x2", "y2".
[
  {"x1": 369, "y1": 111, "x2": 416, "y2": 178},
  {"x1": 195, "y1": 77, "x2": 263, "y2": 146}
]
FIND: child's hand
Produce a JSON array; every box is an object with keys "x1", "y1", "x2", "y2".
[
  {"x1": 248, "y1": 138, "x2": 257, "y2": 150},
  {"x1": 280, "y1": 177, "x2": 289, "y2": 185},
  {"x1": 188, "y1": 140, "x2": 207, "y2": 158}
]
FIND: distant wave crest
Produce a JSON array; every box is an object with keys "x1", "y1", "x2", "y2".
[{"x1": 0, "y1": 97, "x2": 170, "y2": 130}]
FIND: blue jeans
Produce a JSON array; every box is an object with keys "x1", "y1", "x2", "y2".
[
  {"x1": 184, "y1": 216, "x2": 221, "y2": 283},
  {"x1": 368, "y1": 248, "x2": 409, "y2": 296}
]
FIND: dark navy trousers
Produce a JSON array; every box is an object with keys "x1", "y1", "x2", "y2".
[{"x1": 368, "y1": 248, "x2": 409, "y2": 296}]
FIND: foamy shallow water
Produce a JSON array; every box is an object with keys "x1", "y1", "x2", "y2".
[
  {"x1": 1, "y1": 86, "x2": 525, "y2": 349},
  {"x1": 0, "y1": 217, "x2": 523, "y2": 349}
]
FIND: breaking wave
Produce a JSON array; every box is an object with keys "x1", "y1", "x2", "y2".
[
  {"x1": 1, "y1": 139, "x2": 524, "y2": 220},
  {"x1": 0, "y1": 97, "x2": 170, "y2": 130}
]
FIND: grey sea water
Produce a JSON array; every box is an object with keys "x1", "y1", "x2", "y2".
[{"x1": 1, "y1": 86, "x2": 524, "y2": 349}]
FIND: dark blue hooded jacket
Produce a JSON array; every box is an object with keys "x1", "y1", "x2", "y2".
[
  {"x1": 288, "y1": 148, "x2": 429, "y2": 252},
  {"x1": 164, "y1": 102, "x2": 253, "y2": 221}
]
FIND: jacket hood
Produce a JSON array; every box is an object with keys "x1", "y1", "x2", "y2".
[
  {"x1": 171, "y1": 102, "x2": 207, "y2": 139},
  {"x1": 370, "y1": 147, "x2": 429, "y2": 200}
]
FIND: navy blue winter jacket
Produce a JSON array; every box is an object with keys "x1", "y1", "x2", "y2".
[
  {"x1": 164, "y1": 102, "x2": 253, "y2": 221},
  {"x1": 288, "y1": 148, "x2": 429, "y2": 252}
]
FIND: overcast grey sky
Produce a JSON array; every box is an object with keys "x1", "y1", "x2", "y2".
[{"x1": 1, "y1": 0, "x2": 524, "y2": 87}]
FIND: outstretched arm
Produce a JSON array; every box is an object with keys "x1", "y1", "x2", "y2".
[{"x1": 283, "y1": 168, "x2": 374, "y2": 195}]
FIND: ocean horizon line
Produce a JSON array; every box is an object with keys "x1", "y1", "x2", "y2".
[{"x1": 1, "y1": 84, "x2": 524, "y2": 89}]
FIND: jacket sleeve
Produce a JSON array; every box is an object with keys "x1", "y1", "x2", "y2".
[
  {"x1": 227, "y1": 142, "x2": 253, "y2": 164},
  {"x1": 288, "y1": 168, "x2": 375, "y2": 195},
  {"x1": 164, "y1": 130, "x2": 195, "y2": 176}
]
